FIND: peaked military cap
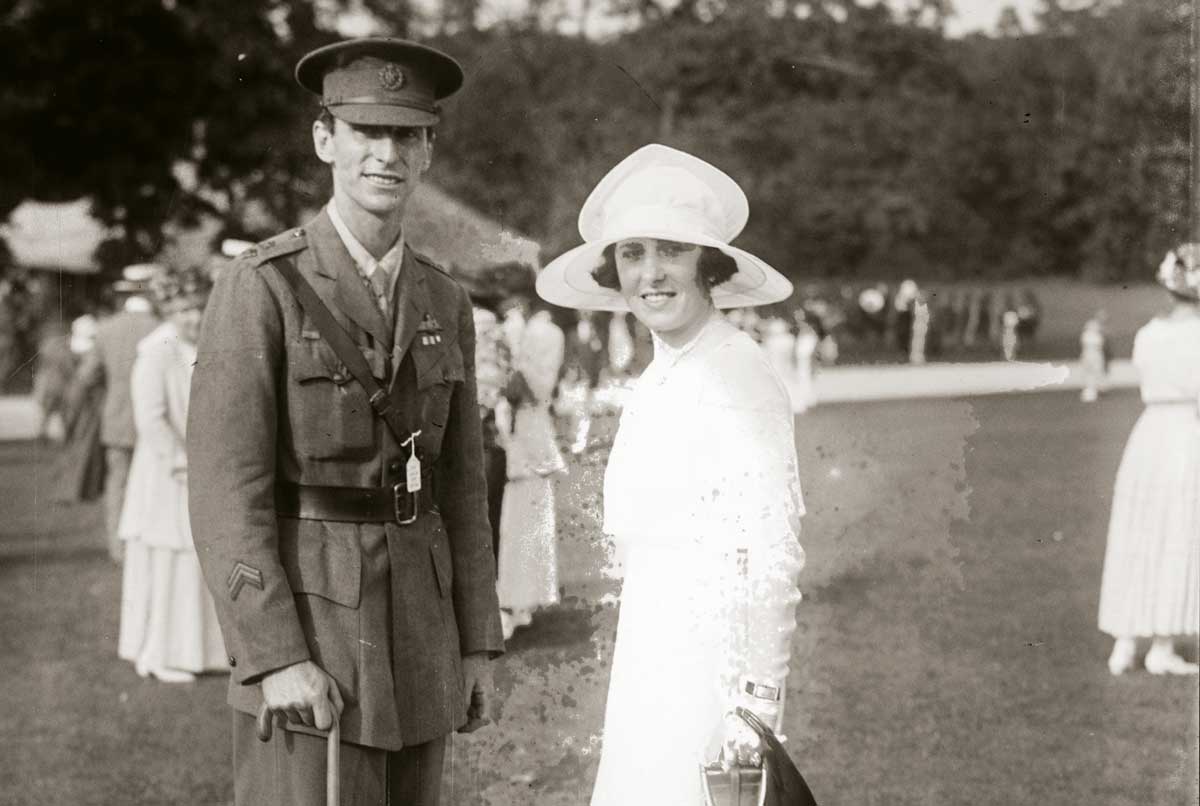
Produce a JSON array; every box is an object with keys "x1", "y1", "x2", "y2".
[{"x1": 295, "y1": 37, "x2": 464, "y2": 127}]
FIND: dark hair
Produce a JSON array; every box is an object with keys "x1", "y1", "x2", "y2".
[{"x1": 592, "y1": 242, "x2": 737, "y2": 294}]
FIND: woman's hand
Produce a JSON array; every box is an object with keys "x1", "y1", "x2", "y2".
[{"x1": 720, "y1": 711, "x2": 762, "y2": 769}]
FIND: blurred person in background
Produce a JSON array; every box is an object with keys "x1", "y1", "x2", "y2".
[
  {"x1": 49, "y1": 314, "x2": 107, "y2": 504},
  {"x1": 607, "y1": 309, "x2": 635, "y2": 377},
  {"x1": 1016, "y1": 287, "x2": 1042, "y2": 344},
  {"x1": 468, "y1": 289, "x2": 512, "y2": 564},
  {"x1": 537, "y1": 144, "x2": 805, "y2": 805},
  {"x1": 1098, "y1": 244, "x2": 1200, "y2": 676},
  {"x1": 762, "y1": 315, "x2": 796, "y2": 401},
  {"x1": 962, "y1": 287, "x2": 985, "y2": 347},
  {"x1": 31, "y1": 318, "x2": 75, "y2": 441},
  {"x1": 563, "y1": 309, "x2": 606, "y2": 454},
  {"x1": 793, "y1": 310, "x2": 820, "y2": 413},
  {"x1": 1079, "y1": 312, "x2": 1109, "y2": 403},
  {"x1": 496, "y1": 293, "x2": 567, "y2": 639},
  {"x1": 117, "y1": 265, "x2": 226, "y2": 683},
  {"x1": 987, "y1": 287, "x2": 1007, "y2": 347},
  {"x1": 0, "y1": 272, "x2": 37, "y2": 393},
  {"x1": 892, "y1": 278, "x2": 918, "y2": 358},
  {"x1": 944, "y1": 287, "x2": 968, "y2": 349},
  {"x1": 77, "y1": 264, "x2": 161, "y2": 563},
  {"x1": 909, "y1": 293, "x2": 931, "y2": 365},
  {"x1": 499, "y1": 293, "x2": 528, "y2": 359},
  {"x1": 1000, "y1": 309, "x2": 1020, "y2": 361}
]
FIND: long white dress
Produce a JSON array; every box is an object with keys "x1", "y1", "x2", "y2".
[
  {"x1": 496, "y1": 311, "x2": 567, "y2": 615},
  {"x1": 117, "y1": 322, "x2": 228, "y2": 674},
  {"x1": 592, "y1": 314, "x2": 805, "y2": 806},
  {"x1": 1097, "y1": 313, "x2": 1200, "y2": 638}
]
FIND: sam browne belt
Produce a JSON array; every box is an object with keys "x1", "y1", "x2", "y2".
[{"x1": 276, "y1": 471, "x2": 436, "y2": 525}]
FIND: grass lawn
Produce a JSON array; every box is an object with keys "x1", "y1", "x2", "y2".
[{"x1": 1, "y1": 389, "x2": 1196, "y2": 805}]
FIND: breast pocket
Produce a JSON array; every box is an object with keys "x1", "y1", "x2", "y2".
[
  {"x1": 413, "y1": 344, "x2": 465, "y2": 456},
  {"x1": 288, "y1": 331, "x2": 377, "y2": 460}
]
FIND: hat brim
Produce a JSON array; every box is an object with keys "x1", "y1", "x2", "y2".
[
  {"x1": 296, "y1": 38, "x2": 464, "y2": 100},
  {"x1": 328, "y1": 103, "x2": 440, "y2": 128},
  {"x1": 536, "y1": 232, "x2": 793, "y2": 312}
]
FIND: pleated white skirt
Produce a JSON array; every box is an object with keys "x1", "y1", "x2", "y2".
[
  {"x1": 118, "y1": 541, "x2": 228, "y2": 674},
  {"x1": 1098, "y1": 404, "x2": 1200, "y2": 638},
  {"x1": 496, "y1": 475, "x2": 560, "y2": 613},
  {"x1": 590, "y1": 543, "x2": 727, "y2": 806}
]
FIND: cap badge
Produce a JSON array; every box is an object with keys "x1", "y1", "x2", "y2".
[{"x1": 379, "y1": 63, "x2": 405, "y2": 91}]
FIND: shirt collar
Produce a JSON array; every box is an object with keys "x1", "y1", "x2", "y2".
[
  {"x1": 651, "y1": 308, "x2": 721, "y2": 368},
  {"x1": 327, "y1": 201, "x2": 405, "y2": 280}
]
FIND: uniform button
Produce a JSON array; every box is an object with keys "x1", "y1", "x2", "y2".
[
  {"x1": 388, "y1": 460, "x2": 403, "y2": 474},
  {"x1": 228, "y1": 655, "x2": 237, "y2": 668}
]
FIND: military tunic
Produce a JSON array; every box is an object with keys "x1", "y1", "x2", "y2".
[{"x1": 188, "y1": 209, "x2": 504, "y2": 751}]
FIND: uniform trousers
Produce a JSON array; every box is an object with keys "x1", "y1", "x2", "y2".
[
  {"x1": 103, "y1": 446, "x2": 133, "y2": 562},
  {"x1": 233, "y1": 711, "x2": 446, "y2": 806}
]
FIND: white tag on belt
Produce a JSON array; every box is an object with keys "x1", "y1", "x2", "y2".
[{"x1": 402, "y1": 431, "x2": 423, "y2": 492}]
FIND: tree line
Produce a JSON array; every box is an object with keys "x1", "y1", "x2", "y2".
[{"x1": 0, "y1": 0, "x2": 1190, "y2": 284}]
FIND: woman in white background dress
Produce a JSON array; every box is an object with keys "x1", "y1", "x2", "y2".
[
  {"x1": 496, "y1": 297, "x2": 567, "y2": 639},
  {"x1": 538, "y1": 144, "x2": 806, "y2": 805},
  {"x1": 1098, "y1": 244, "x2": 1200, "y2": 676},
  {"x1": 117, "y1": 266, "x2": 227, "y2": 683}
]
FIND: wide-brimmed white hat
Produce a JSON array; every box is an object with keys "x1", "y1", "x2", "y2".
[
  {"x1": 1157, "y1": 243, "x2": 1200, "y2": 301},
  {"x1": 536, "y1": 144, "x2": 793, "y2": 311}
]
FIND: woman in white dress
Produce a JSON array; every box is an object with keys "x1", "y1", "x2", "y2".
[
  {"x1": 117, "y1": 266, "x2": 227, "y2": 682},
  {"x1": 1098, "y1": 244, "x2": 1200, "y2": 675},
  {"x1": 538, "y1": 144, "x2": 805, "y2": 805},
  {"x1": 496, "y1": 299, "x2": 567, "y2": 639}
]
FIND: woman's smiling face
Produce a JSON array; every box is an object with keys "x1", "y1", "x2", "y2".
[{"x1": 614, "y1": 238, "x2": 713, "y2": 345}]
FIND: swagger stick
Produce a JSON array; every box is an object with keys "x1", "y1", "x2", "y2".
[{"x1": 327, "y1": 715, "x2": 340, "y2": 806}]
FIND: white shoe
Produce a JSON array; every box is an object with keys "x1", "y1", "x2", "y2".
[
  {"x1": 150, "y1": 667, "x2": 196, "y2": 684},
  {"x1": 1144, "y1": 648, "x2": 1199, "y2": 676},
  {"x1": 1107, "y1": 638, "x2": 1136, "y2": 675}
]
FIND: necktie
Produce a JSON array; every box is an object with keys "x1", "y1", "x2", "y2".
[{"x1": 367, "y1": 266, "x2": 390, "y2": 314}]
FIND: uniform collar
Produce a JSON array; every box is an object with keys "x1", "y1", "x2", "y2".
[{"x1": 326, "y1": 200, "x2": 405, "y2": 282}]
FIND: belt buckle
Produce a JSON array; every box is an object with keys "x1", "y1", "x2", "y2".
[{"x1": 392, "y1": 482, "x2": 419, "y2": 525}]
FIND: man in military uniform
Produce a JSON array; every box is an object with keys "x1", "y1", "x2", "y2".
[{"x1": 188, "y1": 37, "x2": 503, "y2": 805}]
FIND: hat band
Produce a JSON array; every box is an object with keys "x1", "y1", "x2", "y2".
[
  {"x1": 601, "y1": 204, "x2": 726, "y2": 244},
  {"x1": 325, "y1": 95, "x2": 439, "y2": 114}
]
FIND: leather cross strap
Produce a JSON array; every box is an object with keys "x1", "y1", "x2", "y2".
[{"x1": 271, "y1": 255, "x2": 411, "y2": 442}]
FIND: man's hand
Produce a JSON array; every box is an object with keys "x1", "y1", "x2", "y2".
[
  {"x1": 458, "y1": 652, "x2": 495, "y2": 733},
  {"x1": 255, "y1": 660, "x2": 344, "y2": 741}
]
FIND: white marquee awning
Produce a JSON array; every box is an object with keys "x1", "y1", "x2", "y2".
[{"x1": 1, "y1": 198, "x2": 112, "y2": 274}]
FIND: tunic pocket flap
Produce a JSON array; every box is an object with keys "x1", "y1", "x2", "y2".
[
  {"x1": 278, "y1": 519, "x2": 362, "y2": 609},
  {"x1": 413, "y1": 344, "x2": 464, "y2": 390},
  {"x1": 291, "y1": 334, "x2": 350, "y2": 385}
]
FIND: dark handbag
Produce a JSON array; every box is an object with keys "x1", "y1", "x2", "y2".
[
  {"x1": 735, "y1": 707, "x2": 819, "y2": 806},
  {"x1": 700, "y1": 708, "x2": 818, "y2": 806}
]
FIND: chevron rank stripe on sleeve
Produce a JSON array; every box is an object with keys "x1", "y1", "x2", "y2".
[{"x1": 227, "y1": 561, "x2": 264, "y2": 601}]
